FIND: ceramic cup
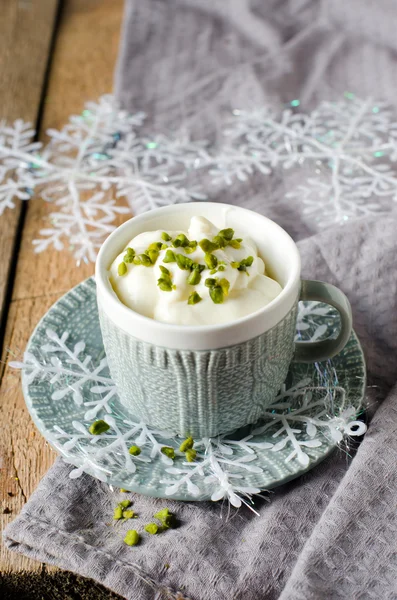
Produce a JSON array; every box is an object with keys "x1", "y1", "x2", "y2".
[{"x1": 95, "y1": 202, "x2": 352, "y2": 438}]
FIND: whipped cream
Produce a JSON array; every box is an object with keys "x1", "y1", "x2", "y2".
[{"x1": 109, "y1": 217, "x2": 282, "y2": 326}]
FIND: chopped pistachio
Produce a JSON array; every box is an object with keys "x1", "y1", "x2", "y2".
[
  {"x1": 212, "y1": 235, "x2": 227, "y2": 249},
  {"x1": 145, "y1": 523, "x2": 160, "y2": 535},
  {"x1": 161, "y1": 232, "x2": 172, "y2": 241},
  {"x1": 175, "y1": 254, "x2": 193, "y2": 270},
  {"x1": 218, "y1": 228, "x2": 234, "y2": 241},
  {"x1": 192, "y1": 263, "x2": 205, "y2": 272},
  {"x1": 154, "y1": 508, "x2": 175, "y2": 528},
  {"x1": 119, "y1": 499, "x2": 132, "y2": 508},
  {"x1": 134, "y1": 253, "x2": 152, "y2": 267},
  {"x1": 173, "y1": 233, "x2": 190, "y2": 248},
  {"x1": 184, "y1": 246, "x2": 195, "y2": 254},
  {"x1": 205, "y1": 277, "x2": 217, "y2": 288},
  {"x1": 148, "y1": 242, "x2": 162, "y2": 251},
  {"x1": 118, "y1": 262, "x2": 127, "y2": 276},
  {"x1": 179, "y1": 437, "x2": 194, "y2": 452},
  {"x1": 113, "y1": 506, "x2": 123, "y2": 520},
  {"x1": 124, "y1": 247, "x2": 135, "y2": 263},
  {"x1": 209, "y1": 285, "x2": 224, "y2": 304},
  {"x1": 159, "y1": 265, "x2": 170, "y2": 275},
  {"x1": 157, "y1": 278, "x2": 173, "y2": 292},
  {"x1": 161, "y1": 446, "x2": 175, "y2": 459},
  {"x1": 122, "y1": 510, "x2": 136, "y2": 520},
  {"x1": 188, "y1": 292, "x2": 202, "y2": 305},
  {"x1": 124, "y1": 530, "x2": 140, "y2": 546},
  {"x1": 218, "y1": 265, "x2": 226, "y2": 272},
  {"x1": 161, "y1": 243, "x2": 168, "y2": 250},
  {"x1": 228, "y1": 239, "x2": 241, "y2": 249},
  {"x1": 120, "y1": 488, "x2": 130, "y2": 493},
  {"x1": 185, "y1": 448, "x2": 197, "y2": 462},
  {"x1": 163, "y1": 249, "x2": 176, "y2": 263},
  {"x1": 218, "y1": 278, "x2": 230, "y2": 296},
  {"x1": 187, "y1": 269, "x2": 201, "y2": 285},
  {"x1": 89, "y1": 420, "x2": 110, "y2": 435},
  {"x1": 204, "y1": 253, "x2": 218, "y2": 270},
  {"x1": 199, "y1": 238, "x2": 218, "y2": 253},
  {"x1": 189, "y1": 240, "x2": 198, "y2": 250},
  {"x1": 129, "y1": 445, "x2": 141, "y2": 456},
  {"x1": 231, "y1": 261, "x2": 240, "y2": 269},
  {"x1": 235, "y1": 238, "x2": 242, "y2": 242},
  {"x1": 148, "y1": 249, "x2": 159, "y2": 264},
  {"x1": 210, "y1": 269, "x2": 217, "y2": 275}
]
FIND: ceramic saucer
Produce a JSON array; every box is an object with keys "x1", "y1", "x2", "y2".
[{"x1": 16, "y1": 278, "x2": 366, "y2": 504}]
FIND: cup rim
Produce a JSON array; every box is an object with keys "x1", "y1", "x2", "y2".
[{"x1": 95, "y1": 202, "x2": 301, "y2": 350}]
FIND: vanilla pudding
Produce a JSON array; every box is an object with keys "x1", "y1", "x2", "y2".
[{"x1": 109, "y1": 216, "x2": 282, "y2": 326}]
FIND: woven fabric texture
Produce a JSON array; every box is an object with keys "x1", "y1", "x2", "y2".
[{"x1": 5, "y1": 1, "x2": 397, "y2": 599}]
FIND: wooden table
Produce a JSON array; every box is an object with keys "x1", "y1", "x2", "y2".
[{"x1": 0, "y1": 0, "x2": 126, "y2": 592}]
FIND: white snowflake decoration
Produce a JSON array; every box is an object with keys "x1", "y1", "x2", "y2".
[
  {"x1": 213, "y1": 95, "x2": 397, "y2": 227},
  {"x1": 2, "y1": 94, "x2": 397, "y2": 261},
  {"x1": 0, "y1": 95, "x2": 208, "y2": 264},
  {"x1": 10, "y1": 316, "x2": 366, "y2": 508}
]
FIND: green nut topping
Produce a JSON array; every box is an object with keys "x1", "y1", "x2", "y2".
[
  {"x1": 161, "y1": 446, "x2": 175, "y2": 459},
  {"x1": 218, "y1": 278, "x2": 230, "y2": 296},
  {"x1": 175, "y1": 253, "x2": 193, "y2": 270},
  {"x1": 192, "y1": 263, "x2": 205, "y2": 272},
  {"x1": 185, "y1": 448, "x2": 197, "y2": 462},
  {"x1": 145, "y1": 523, "x2": 159, "y2": 535},
  {"x1": 147, "y1": 249, "x2": 159, "y2": 264},
  {"x1": 159, "y1": 265, "x2": 170, "y2": 275},
  {"x1": 173, "y1": 233, "x2": 190, "y2": 248},
  {"x1": 129, "y1": 445, "x2": 141, "y2": 456},
  {"x1": 134, "y1": 253, "x2": 152, "y2": 267},
  {"x1": 204, "y1": 253, "x2": 218, "y2": 270},
  {"x1": 218, "y1": 265, "x2": 226, "y2": 272},
  {"x1": 123, "y1": 247, "x2": 135, "y2": 263},
  {"x1": 209, "y1": 285, "x2": 224, "y2": 304},
  {"x1": 212, "y1": 235, "x2": 227, "y2": 249},
  {"x1": 187, "y1": 269, "x2": 201, "y2": 285},
  {"x1": 205, "y1": 277, "x2": 217, "y2": 288},
  {"x1": 157, "y1": 278, "x2": 173, "y2": 292},
  {"x1": 124, "y1": 530, "x2": 140, "y2": 546},
  {"x1": 120, "y1": 488, "x2": 129, "y2": 493},
  {"x1": 154, "y1": 508, "x2": 175, "y2": 528},
  {"x1": 119, "y1": 499, "x2": 132, "y2": 509},
  {"x1": 161, "y1": 243, "x2": 168, "y2": 250},
  {"x1": 163, "y1": 249, "x2": 176, "y2": 263},
  {"x1": 89, "y1": 420, "x2": 110, "y2": 435},
  {"x1": 199, "y1": 238, "x2": 218, "y2": 253},
  {"x1": 228, "y1": 239, "x2": 241, "y2": 249},
  {"x1": 148, "y1": 242, "x2": 162, "y2": 251},
  {"x1": 122, "y1": 510, "x2": 136, "y2": 520},
  {"x1": 118, "y1": 262, "x2": 127, "y2": 276},
  {"x1": 113, "y1": 506, "x2": 123, "y2": 520},
  {"x1": 179, "y1": 437, "x2": 194, "y2": 452},
  {"x1": 218, "y1": 228, "x2": 234, "y2": 241},
  {"x1": 161, "y1": 232, "x2": 172, "y2": 241},
  {"x1": 188, "y1": 292, "x2": 202, "y2": 305}
]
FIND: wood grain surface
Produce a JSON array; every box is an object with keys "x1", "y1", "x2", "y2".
[
  {"x1": 1, "y1": 0, "x2": 125, "y2": 574},
  {"x1": 0, "y1": 0, "x2": 58, "y2": 337}
]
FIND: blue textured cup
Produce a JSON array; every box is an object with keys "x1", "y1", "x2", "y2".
[{"x1": 96, "y1": 203, "x2": 352, "y2": 438}]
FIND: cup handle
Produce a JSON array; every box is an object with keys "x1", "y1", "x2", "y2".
[{"x1": 294, "y1": 280, "x2": 353, "y2": 363}]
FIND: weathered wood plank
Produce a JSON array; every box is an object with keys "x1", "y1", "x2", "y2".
[
  {"x1": 0, "y1": 0, "x2": 59, "y2": 335},
  {"x1": 1, "y1": 0, "x2": 125, "y2": 574}
]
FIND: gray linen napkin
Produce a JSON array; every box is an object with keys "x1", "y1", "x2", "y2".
[
  {"x1": 5, "y1": 215, "x2": 397, "y2": 600},
  {"x1": 5, "y1": 1, "x2": 397, "y2": 598}
]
